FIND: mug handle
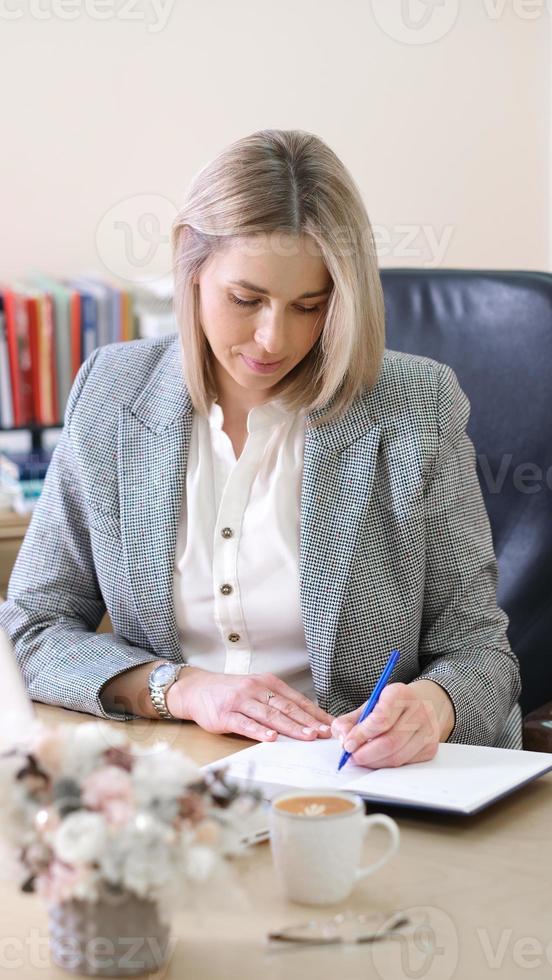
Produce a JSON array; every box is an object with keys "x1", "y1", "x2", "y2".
[{"x1": 354, "y1": 813, "x2": 400, "y2": 881}]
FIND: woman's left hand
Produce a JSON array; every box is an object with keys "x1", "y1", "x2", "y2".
[{"x1": 331, "y1": 680, "x2": 456, "y2": 769}]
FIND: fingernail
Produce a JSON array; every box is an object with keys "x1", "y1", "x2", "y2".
[
  {"x1": 344, "y1": 739, "x2": 357, "y2": 753},
  {"x1": 319, "y1": 724, "x2": 330, "y2": 732},
  {"x1": 302, "y1": 727, "x2": 313, "y2": 735},
  {"x1": 265, "y1": 729, "x2": 276, "y2": 737}
]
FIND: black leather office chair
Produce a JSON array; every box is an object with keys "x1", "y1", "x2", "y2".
[{"x1": 380, "y1": 268, "x2": 552, "y2": 751}]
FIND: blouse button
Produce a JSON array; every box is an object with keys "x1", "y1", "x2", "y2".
[
  {"x1": 221, "y1": 527, "x2": 233, "y2": 538},
  {"x1": 220, "y1": 584, "x2": 233, "y2": 596},
  {"x1": 228, "y1": 633, "x2": 240, "y2": 643}
]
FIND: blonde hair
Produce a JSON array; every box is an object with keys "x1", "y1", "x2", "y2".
[{"x1": 170, "y1": 128, "x2": 385, "y2": 428}]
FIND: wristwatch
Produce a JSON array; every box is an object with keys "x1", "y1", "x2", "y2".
[{"x1": 148, "y1": 662, "x2": 185, "y2": 719}]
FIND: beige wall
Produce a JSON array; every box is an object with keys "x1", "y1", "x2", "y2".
[{"x1": 0, "y1": 0, "x2": 550, "y2": 284}]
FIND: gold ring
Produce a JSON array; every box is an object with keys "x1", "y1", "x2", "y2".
[{"x1": 265, "y1": 690, "x2": 275, "y2": 705}]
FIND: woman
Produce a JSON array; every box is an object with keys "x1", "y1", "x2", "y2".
[{"x1": 0, "y1": 129, "x2": 522, "y2": 768}]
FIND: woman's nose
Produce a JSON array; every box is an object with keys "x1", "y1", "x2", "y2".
[{"x1": 253, "y1": 311, "x2": 287, "y2": 355}]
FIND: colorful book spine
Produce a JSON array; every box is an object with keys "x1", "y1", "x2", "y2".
[
  {"x1": 0, "y1": 274, "x2": 167, "y2": 438},
  {"x1": 2, "y1": 287, "x2": 34, "y2": 427}
]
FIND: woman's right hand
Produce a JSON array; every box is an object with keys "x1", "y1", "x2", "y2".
[{"x1": 166, "y1": 667, "x2": 335, "y2": 742}]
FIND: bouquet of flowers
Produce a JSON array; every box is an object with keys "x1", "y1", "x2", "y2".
[{"x1": 0, "y1": 720, "x2": 262, "y2": 922}]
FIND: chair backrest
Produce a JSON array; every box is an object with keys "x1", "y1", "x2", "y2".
[{"x1": 380, "y1": 269, "x2": 552, "y2": 715}]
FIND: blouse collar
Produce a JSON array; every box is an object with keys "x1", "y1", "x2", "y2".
[{"x1": 209, "y1": 394, "x2": 298, "y2": 434}]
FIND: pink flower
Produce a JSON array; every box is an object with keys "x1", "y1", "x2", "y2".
[
  {"x1": 35, "y1": 860, "x2": 82, "y2": 904},
  {"x1": 30, "y1": 728, "x2": 64, "y2": 778},
  {"x1": 82, "y1": 766, "x2": 134, "y2": 826}
]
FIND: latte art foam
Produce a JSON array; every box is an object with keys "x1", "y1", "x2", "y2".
[{"x1": 275, "y1": 795, "x2": 357, "y2": 816}]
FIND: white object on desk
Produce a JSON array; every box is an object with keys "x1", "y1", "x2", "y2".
[
  {"x1": 0, "y1": 627, "x2": 40, "y2": 752},
  {"x1": 204, "y1": 735, "x2": 552, "y2": 815},
  {"x1": 269, "y1": 790, "x2": 400, "y2": 905}
]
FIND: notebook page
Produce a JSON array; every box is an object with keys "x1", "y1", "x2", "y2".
[
  {"x1": 345, "y1": 742, "x2": 552, "y2": 812},
  {"x1": 205, "y1": 736, "x2": 552, "y2": 814}
]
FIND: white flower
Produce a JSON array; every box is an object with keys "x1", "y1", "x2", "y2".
[
  {"x1": 184, "y1": 845, "x2": 218, "y2": 882},
  {"x1": 53, "y1": 812, "x2": 108, "y2": 865},
  {"x1": 61, "y1": 723, "x2": 128, "y2": 780},
  {"x1": 98, "y1": 815, "x2": 177, "y2": 900},
  {"x1": 132, "y1": 745, "x2": 200, "y2": 808}
]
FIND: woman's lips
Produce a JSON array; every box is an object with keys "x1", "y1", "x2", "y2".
[{"x1": 240, "y1": 354, "x2": 285, "y2": 374}]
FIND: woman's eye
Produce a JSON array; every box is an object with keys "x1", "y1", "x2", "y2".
[
  {"x1": 230, "y1": 295, "x2": 259, "y2": 308},
  {"x1": 229, "y1": 294, "x2": 321, "y2": 314}
]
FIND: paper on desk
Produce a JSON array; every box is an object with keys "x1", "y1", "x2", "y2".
[{"x1": 204, "y1": 735, "x2": 552, "y2": 815}]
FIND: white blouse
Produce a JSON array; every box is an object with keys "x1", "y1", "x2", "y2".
[{"x1": 173, "y1": 394, "x2": 316, "y2": 700}]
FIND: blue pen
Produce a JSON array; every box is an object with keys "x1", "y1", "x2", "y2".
[{"x1": 337, "y1": 649, "x2": 401, "y2": 771}]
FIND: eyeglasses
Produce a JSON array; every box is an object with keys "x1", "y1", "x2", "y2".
[{"x1": 268, "y1": 908, "x2": 433, "y2": 947}]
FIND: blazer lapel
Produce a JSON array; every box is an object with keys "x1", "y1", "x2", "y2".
[
  {"x1": 300, "y1": 401, "x2": 381, "y2": 707},
  {"x1": 118, "y1": 339, "x2": 194, "y2": 660}
]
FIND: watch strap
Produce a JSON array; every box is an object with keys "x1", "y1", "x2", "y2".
[{"x1": 148, "y1": 662, "x2": 185, "y2": 719}]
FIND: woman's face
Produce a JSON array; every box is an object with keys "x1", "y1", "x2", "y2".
[{"x1": 195, "y1": 233, "x2": 332, "y2": 406}]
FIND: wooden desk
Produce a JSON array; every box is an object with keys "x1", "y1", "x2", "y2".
[{"x1": 1, "y1": 703, "x2": 551, "y2": 980}]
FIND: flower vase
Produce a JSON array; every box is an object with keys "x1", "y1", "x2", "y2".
[{"x1": 47, "y1": 884, "x2": 172, "y2": 977}]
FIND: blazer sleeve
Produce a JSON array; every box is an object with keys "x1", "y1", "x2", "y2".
[
  {"x1": 415, "y1": 363, "x2": 522, "y2": 745},
  {"x1": 0, "y1": 348, "x2": 160, "y2": 722}
]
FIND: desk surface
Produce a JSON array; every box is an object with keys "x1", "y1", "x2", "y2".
[{"x1": 1, "y1": 703, "x2": 551, "y2": 980}]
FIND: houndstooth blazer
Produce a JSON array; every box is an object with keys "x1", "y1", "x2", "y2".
[{"x1": 0, "y1": 334, "x2": 522, "y2": 748}]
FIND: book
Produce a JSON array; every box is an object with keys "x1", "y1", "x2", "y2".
[
  {"x1": 1, "y1": 286, "x2": 34, "y2": 426},
  {"x1": 203, "y1": 735, "x2": 552, "y2": 816},
  {"x1": 76, "y1": 275, "x2": 121, "y2": 344},
  {"x1": 0, "y1": 298, "x2": 14, "y2": 428},
  {"x1": 28, "y1": 275, "x2": 80, "y2": 418},
  {"x1": 64, "y1": 280, "x2": 98, "y2": 360}
]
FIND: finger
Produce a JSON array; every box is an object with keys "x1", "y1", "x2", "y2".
[
  {"x1": 259, "y1": 678, "x2": 334, "y2": 731},
  {"x1": 331, "y1": 707, "x2": 363, "y2": 741},
  {"x1": 243, "y1": 699, "x2": 319, "y2": 741},
  {"x1": 224, "y1": 712, "x2": 279, "y2": 743},
  {"x1": 351, "y1": 719, "x2": 438, "y2": 770},
  {"x1": 349, "y1": 685, "x2": 414, "y2": 746},
  {"x1": 258, "y1": 694, "x2": 332, "y2": 737}
]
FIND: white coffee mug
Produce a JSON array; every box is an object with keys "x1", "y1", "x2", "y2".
[{"x1": 269, "y1": 789, "x2": 400, "y2": 905}]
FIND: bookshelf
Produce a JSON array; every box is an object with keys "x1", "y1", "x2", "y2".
[{"x1": 0, "y1": 424, "x2": 62, "y2": 454}]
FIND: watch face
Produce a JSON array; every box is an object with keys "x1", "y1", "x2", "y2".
[{"x1": 151, "y1": 664, "x2": 176, "y2": 687}]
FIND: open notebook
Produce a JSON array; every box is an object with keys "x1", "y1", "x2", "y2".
[{"x1": 203, "y1": 735, "x2": 552, "y2": 816}]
